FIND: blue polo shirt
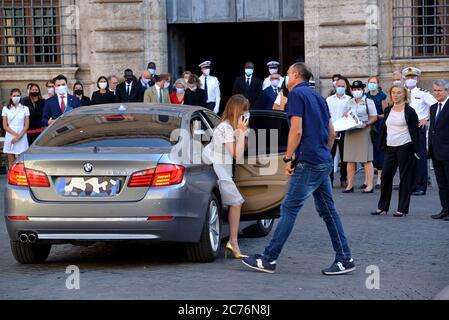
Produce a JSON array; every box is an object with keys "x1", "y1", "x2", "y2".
[{"x1": 286, "y1": 82, "x2": 333, "y2": 165}]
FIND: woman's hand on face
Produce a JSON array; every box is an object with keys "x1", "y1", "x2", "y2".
[{"x1": 237, "y1": 115, "x2": 249, "y2": 132}]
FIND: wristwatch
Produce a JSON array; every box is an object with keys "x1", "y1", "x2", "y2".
[{"x1": 283, "y1": 156, "x2": 293, "y2": 163}]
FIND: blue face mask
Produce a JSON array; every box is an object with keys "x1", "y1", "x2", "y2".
[
  {"x1": 245, "y1": 68, "x2": 254, "y2": 76},
  {"x1": 368, "y1": 83, "x2": 378, "y2": 91},
  {"x1": 336, "y1": 87, "x2": 346, "y2": 96},
  {"x1": 148, "y1": 68, "x2": 156, "y2": 75}
]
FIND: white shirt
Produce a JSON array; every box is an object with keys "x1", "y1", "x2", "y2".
[
  {"x1": 263, "y1": 76, "x2": 285, "y2": 90},
  {"x1": 344, "y1": 97, "x2": 378, "y2": 122},
  {"x1": 154, "y1": 84, "x2": 163, "y2": 99},
  {"x1": 386, "y1": 110, "x2": 412, "y2": 147},
  {"x1": 409, "y1": 87, "x2": 438, "y2": 121},
  {"x1": 326, "y1": 94, "x2": 351, "y2": 123},
  {"x1": 245, "y1": 75, "x2": 253, "y2": 86},
  {"x1": 435, "y1": 97, "x2": 449, "y2": 119},
  {"x1": 57, "y1": 93, "x2": 68, "y2": 111},
  {"x1": 199, "y1": 75, "x2": 221, "y2": 113}
]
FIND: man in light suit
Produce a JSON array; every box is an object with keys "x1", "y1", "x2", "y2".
[
  {"x1": 429, "y1": 80, "x2": 449, "y2": 221},
  {"x1": 42, "y1": 74, "x2": 81, "y2": 126},
  {"x1": 143, "y1": 74, "x2": 171, "y2": 104}
]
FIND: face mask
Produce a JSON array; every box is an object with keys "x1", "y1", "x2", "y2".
[
  {"x1": 368, "y1": 83, "x2": 378, "y2": 91},
  {"x1": 148, "y1": 68, "x2": 156, "y2": 75},
  {"x1": 176, "y1": 87, "x2": 185, "y2": 94},
  {"x1": 74, "y1": 89, "x2": 83, "y2": 96},
  {"x1": 126, "y1": 78, "x2": 133, "y2": 84},
  {"x1": 164, "y1": 82, "x2": 170, "y2": 89},
  {"x1": 47, "y1": 87, "x2": 55, "y2": 95},
  {"x1": 203, "y1": 69, "x2": 210, "y2": 76},
  {"x1": 393, "y1": 80, "x2": 402, "y2": 86},
  {"x1": 333, "y1": 81, "x2": 337, "y2": 87},
  {"x1": 243, "y1": 112, "x2": 250, "y2": 121},
  {"x1": 99, "y1": 82, "x2": 108, "y2": 90},
  {"x1": 55, "y1": 85, "x2": 67, "y2": 96},
  {"x1": 336, "y1": 87, "x2": 346, "y2": 96},
  {"x1": 12, "y1": 97, "x2": 21, "y2": 105},
  {"x1": 405, "y1": 79, "x2": 417, "y2": 89},
  {"x1": 142, "y1": 78, "x2": 149, "y2": 84},
  {"x1": 30, "y1": 92, "x2": 40, "y2": 97},
  {"x1": 245, "y1": 68, "x2": 254, "y2": 76},
  {"x1": 352, "y1": 90, "x2": 364, "y2": 99},
  {"x1": 271, "y1": 80, "x2": 280, "y2": 88},
  {"x1": 269, "y1": 68, "x2": 278, "y2": 75}
]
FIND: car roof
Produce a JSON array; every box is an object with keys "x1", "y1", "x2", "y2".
[{"x1": 66, "y1": 103, "x2": 207, "y2": 118}]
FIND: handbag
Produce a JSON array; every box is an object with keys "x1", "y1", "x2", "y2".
[{"x1": 364, "y1": 98, "x2": 378, "y2": 144}]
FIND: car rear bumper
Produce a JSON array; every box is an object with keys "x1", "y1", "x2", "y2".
[{"x1": 4, "y1": 185, "x2": 206, "y2": 243}]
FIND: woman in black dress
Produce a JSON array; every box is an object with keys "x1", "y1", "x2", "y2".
[
  {"x1": 91, "y1": 76, "x2": 115, "y2": 105},
  {"x1": 22, "y1": 83, "x2": 45, "y2": 145},
  {"x1": 73, "y1": 81, "x2": 91, "y2": 106},
  {"x1": 184, "y1": 74, "x2": 207, "y2": 108}
]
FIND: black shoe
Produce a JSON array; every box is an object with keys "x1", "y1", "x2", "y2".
[
  {"x1": 371, "y1": 209, "x2": 388, "y2": 215},
  {"x1": 362, "y1": 188, "x2": 374, "y2": 194},
  {"x1": 242, "y1": 254, "x2": 276, "y2": 274},
  {"x1": 412, "y1": 190, "x2": 426, "y2": 196},
  {"x1": 393, "y1": 212, "x2": 405, "y2": 217},
  {"x1": 343, "y1": 187, "x2": 354, "y2": 193},
  {"x1": 431, "y1": 212, "x2": 449, "y2": 220},
  {"x1": 322, "y1": 259, "x2": 356, "y2": 275},
  {"x1": 359, "y1": 184, "x2": 367, "y2": 189}
]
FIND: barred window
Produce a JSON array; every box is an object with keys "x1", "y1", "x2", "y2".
[
  {"x1": 393, "y1": 0, "x2": 449, "y2": 58},
  {"x1": 0, "y1": 0, "x2": 77, "y2": 67}
]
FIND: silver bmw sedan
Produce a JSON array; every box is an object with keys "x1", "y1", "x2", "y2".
[{"x1": 4, "y1": 104, "x2": 289, "y2": 264}]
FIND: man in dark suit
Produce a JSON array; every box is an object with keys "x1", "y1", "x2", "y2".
[
  {"x1": 115, "y1": 69, "x2": 144, "y2": 103},
  {"x1": 42, "y1": 74, "x2": 81, "y2": 126},
  {"x1": 429, "y1": 80, "x2": 449, "y2": 221},
  {"x1": 233, "y1": 61, "x2": 263, "y2": 109},
  {"x1": 259, "y1": 73, "x2": 281, "y2": 110}
]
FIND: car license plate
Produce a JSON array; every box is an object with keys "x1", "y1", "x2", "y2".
[{"x1": 55, "y1": 177, "x2": 124, "y2": 197}]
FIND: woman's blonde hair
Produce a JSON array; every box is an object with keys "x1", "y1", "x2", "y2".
[
  {"x1": 388, "y1": 85, "x2": 410, "y2": 105},
  {"x1": 173, "y1": 78, "x2": 187, "y2": 89},
  {"x1": 221, "y1": 95, "x2": 250, "y2": 130}
]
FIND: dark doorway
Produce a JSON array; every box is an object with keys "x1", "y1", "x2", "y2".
[{"x1": 168, "y1": 21, "x2": 304, "y2": 113}]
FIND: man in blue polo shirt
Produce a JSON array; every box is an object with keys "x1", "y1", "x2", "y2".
[{"x1": 242, "y1": 62, "x2": 355, "y2": 275}]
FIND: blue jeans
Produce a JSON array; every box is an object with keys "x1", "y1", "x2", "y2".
[{"x1": 263, "y1": 161, "x2": 352, "y2": 263}]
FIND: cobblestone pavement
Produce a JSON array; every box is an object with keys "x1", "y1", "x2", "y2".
[{"x1": 1, "y1": 172, "x2": 448, "y2": 300}]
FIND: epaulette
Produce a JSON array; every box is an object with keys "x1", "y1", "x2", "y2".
[{"x1": 419, "y1": 88, "x2": 430, "y2": 93}]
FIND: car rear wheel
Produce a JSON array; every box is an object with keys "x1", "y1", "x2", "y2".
[
  {"x1": 242, "y1": 219, "x2": 275, "y2": 238},
  {"x1": 186, "y1": 194, "x2": 222, "y2": 262},
  {"x1": 10, "y1": 241, "x2": 51, "y2": 264}
]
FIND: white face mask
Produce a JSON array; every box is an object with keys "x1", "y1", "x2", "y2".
[
  {"x1": 202, "y1": 69, "x2": 210, "y2": 76},
  {"x1": 148, "y1": 68, "x2": 156, "y2": 75},
  {"x1": 176, "y1": 87, "x2": 185, "y2": 94},
  {"x1": 269, "y1": 68, "x2": 278, "y2": 75},
  {"x1": 243, "y1": 112, "x2": 250, "y2": 121},
  {"x1": 405, "y1": 79, "x2": 418, "y2": 89},
  {"x1": 164, "y1": 82, "x2": 170, "y2": 89},
  {"x1": 12, "y1": 97, "x2": 21, "y2": 105},
  {"x1": 271, "y1": 80, "x2": 280, "y2": 88},
  {"x1": 99, "y1": 82, "x2": 108, "y2": 90},
  {"x1": 393, "y1": 80, "x2": 402, "y2": 86},
  {"x1": 333, "y1": 81, "x2": 337, "y2": 87},
  {"x1": 55, "y1": 85, "x2": 67, "y2": 96},
  {"x1": 352, "y1": 90, "x2": 364, "y2": 99},
  {"x1": 245, "y1": 68, "x2": 254, "y2": 76},
  {"x1": 47, "y1": 87, "x2": 55, "y2": 95}
]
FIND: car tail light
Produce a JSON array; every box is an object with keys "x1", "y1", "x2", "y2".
[
  {"x1": 152, "y1": 164, "x2": 185, "y2": 187},
  {"x1": 8, "y1": 163, "x2": 50, "y2": 187},
  {"x1": 128, "y1": 164, "x2": 185, "y2": 188},
  {"x1": 147, "y1": 216, "x2": 174, "y2": 221},
  {"x1": 7, "y1": 216, "x2": 29, "y2": 221},
  {"x1": 128, "y1": 169, "x2": 155, "y2": 187}
]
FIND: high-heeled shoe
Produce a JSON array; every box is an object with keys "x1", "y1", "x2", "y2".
[
  {"x1": 225, "y1": 241, "x2": 248, "y2": 259},
  {"x1": 371, "y1": 209, "x2": 388, "y2": 215},
  {"x1": 362, "y1": 187, "x2": 374, "y2": 194},
  {"x1": 393, "y1": 212, "x2": 405, "y2": 217},
  {"x1": 343, "y1": 187, "x2": 354, "y2": 193}
]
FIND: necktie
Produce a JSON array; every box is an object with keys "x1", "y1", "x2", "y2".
[
  {"x1": 159, "y1": 87, "x2": 163, "y2": 103},
  {"x1": 436, "y1": 103, "x2": 443, "y2": 121},
  {"x1": 126, "y1": 84, "x2": 131, "y2": 96},
  {"x1": 204, "y1": 76, "x2": 208, "y2": 101},
  {"x1": 60, "y1": 95, "x2": 66, "y2": 113},
  {"x1": 274, "y1": 87, "x2": 278, "y2": 95},
  {"x1": 246, "y1": 77, "x2": 250, "y2": 87}
]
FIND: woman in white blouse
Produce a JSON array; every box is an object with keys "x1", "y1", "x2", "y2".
[{"x1": 2, "y1": 88, "x2": 30, "y2": 169}]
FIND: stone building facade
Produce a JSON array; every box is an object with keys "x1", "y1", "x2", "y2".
[{"x1": 0, "y1": 0, "x2": 448, "y2": 104}]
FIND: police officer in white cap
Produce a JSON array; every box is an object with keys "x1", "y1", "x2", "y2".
[
  {"x1": 263, "y1": 61, "x2": 284, "y2": 90},
  {"x1": 402, "y1": 66, "x2": 438, "y2": 196},
  {"x1": 198, "y1": 60, "x2": 221, "y2": 114}
]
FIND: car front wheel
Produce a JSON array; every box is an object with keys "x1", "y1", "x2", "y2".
[{"x1": 186, "y1": 194, "x2": 222, "y2": 262}]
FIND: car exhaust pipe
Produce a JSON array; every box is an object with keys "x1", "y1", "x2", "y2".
[
  {"x1": 19, "y1": 233, "x2": 29, "y2": 243},
  {"x1": 28, "y1": 232, "x2": 38, "y2": 244}
]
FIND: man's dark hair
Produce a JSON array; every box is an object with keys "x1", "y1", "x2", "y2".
[
  {"x1": 147, "y1": 62, "x2": 156, "y2": 68},
  {"x1": 292, "y1": 63, "x2": 313, "y2": 82},
  {"x1": 124, "y1": 69, "x2": 133, "y2": 75},
  {"x1": 53, "y1": 74, "x2": 68, "y2": 84},
  {"x1": 332, "y1": 74, "x2": 342, "y2": 81},
  {"x1": 156, "y1": 73, "x2": 171, "y2": 82}
]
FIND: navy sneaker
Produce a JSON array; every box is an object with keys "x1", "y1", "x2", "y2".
[
  {"x1": 321, "y1": 259, "x2": 355, "y2": 275},
  {"x1": 242, "y1": 254, "x2": 276, "y2": 274}
]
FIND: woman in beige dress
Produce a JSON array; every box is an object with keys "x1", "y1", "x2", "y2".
[{"x1": 343, "y1": 80, "x2": 378, "y2": 193}]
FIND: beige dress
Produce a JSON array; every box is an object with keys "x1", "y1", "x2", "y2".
[{"x1": 343, "y1": 97, "x2": 377, "y2": 163}]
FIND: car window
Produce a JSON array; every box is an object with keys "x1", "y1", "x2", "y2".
[
  {"x1": 35, "y1": 114, "x2": 182, "y2": 148},
  {"x1": 190, "y1": 116, "x2": 213, "y2": 146},
  {"x1": 202, "y1": 111, "x2": 221, "y2": 128},
  {"x1": 248, "y1": 114, "x2": 289, "y2": 155}
]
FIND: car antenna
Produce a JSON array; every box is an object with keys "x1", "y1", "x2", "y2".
[{"x1": 93, "y1": 146, "x2": 99, "y2": 153}]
